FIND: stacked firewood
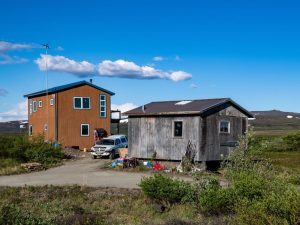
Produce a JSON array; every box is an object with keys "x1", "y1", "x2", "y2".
[{"x1": 21, "y1": 162, "x2": 43, "y2": 172}]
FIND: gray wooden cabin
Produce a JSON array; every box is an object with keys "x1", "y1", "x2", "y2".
[{"x1": 124, "y1": 98, "x2": 253, "y2": 162}]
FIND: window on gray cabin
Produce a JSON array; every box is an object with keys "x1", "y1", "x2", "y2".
[
  {"x1": 220, "y1": 121, "x2": 230, "y2": 133},
  {"x1": 174, "y1": 121, "x2": 183, "y2": 137}
]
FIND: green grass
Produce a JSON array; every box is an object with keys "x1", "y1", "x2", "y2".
[
  {"x1": 0, "y1": 158, "x2": 26, "y2": 175},
  {"x1": 0, "y1": 135, "x2": 66, "y2": 176},
  {"x1": 258, "y1": 151, "x2": 300, "y2": 174},
  {"x1": 254, "y1": 129, "x2": 300, "y2": 137},
  {"x1": 0, "y1": 185, "x2": 220, "y2": 225}
]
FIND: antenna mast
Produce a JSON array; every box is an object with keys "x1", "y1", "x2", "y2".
[{"x1": 42, "y1": 43, "x2": 50, "y2": 141}]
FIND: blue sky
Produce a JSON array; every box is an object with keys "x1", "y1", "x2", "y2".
[{"x1": 1, "y1": 0, "x2": 300, "y2": 121}]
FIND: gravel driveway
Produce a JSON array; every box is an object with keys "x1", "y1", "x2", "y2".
[{"x1": 0, "y1": 157, "x2": 151, "y2": 188}]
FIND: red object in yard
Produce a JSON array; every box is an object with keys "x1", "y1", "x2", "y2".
[{"x1": 154, "y1": 162, "x2": 164, "y2": 171}]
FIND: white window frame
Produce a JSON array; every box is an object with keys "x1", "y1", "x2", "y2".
[
  {"x1": 50, "y1": 98, "x2": 54, "y2": 106},
  {"x1": 38, "y1": 100, "x2": 42, "y2": 108},
  {"x1": 80, "y1": 124, "x2": 90, "y2": 136},
  {"x1": 173, "y1": 121, "x2": 183, "y2": 138},
  {"x1": 73, "y1": 97, "x2": 91, "y2": 109},
  {"x1": 100, "y1": 94, "x2": 106, "y2": 118},
  {"x1": 29, "y1": 99, "x2": 33, "y2": 115},
  {"x1": 29, "y1": 125, "x2": 33, "y2": 136},
  {"x1": 33, "y1": 101, "x2": 37, "y2": 112},
  {"x1": 219, "y1": 120, "x2": 230, "y2": 134}
]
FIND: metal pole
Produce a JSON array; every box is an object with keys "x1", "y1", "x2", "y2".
[{"x1": 45, "y1": 45, "x2": 49, "y2": 141}]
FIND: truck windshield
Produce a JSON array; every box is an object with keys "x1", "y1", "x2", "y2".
[{"x1": 98, "y1": 139, "x2": 115, "y2": 145}]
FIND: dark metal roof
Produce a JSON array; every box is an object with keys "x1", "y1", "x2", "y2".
[
  {"x1": 124, "y1": 98, "x2": 254, "y2": 118},
  {"x1": 24, "y1": 80, "x2": 115, "y2": 97}
]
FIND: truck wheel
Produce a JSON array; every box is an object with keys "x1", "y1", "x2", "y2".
[{"x1": 109, "y1": 151, "x2": 115, "y2": 160}]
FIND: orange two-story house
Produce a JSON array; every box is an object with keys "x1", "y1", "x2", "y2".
[{"x1": 24, "y1": 80, "x2": 115, "y2": 149}]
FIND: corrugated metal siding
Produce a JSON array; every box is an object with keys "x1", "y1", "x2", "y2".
[
  {"x1": 57, "y1": 85, "x2": 111, "y2": 149},
  {"x1": 28, "y1": 94, "x2": 56, "y2": 140}
]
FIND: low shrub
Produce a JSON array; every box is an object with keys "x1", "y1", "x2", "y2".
[
  {"x1": 199, "y1": 185, "x2": 235, "y2": 214},
  {"x1": 232, "y1": 188, "x2": 300, "y2": 225},
  {"x1": 232, "y1": 171, "x2": 268, "y2": 201},
  {"x1": 0, "y1": 134, "x2": 65, "y2": 173},
  {"x1": 283, "y1": 132, "x2": 300, "y2": 151},
  {"x1": 287, "y1": 175, "x2": 300, "y2": 185},
  {"x1": 0, "y1": 204, "x2": 51, "y2": 225},
  {"x1": 139, "y1": 173, "x2": 195, "y2": 204},
  {"x1": 25, "y1": 141, "x2": 64, "y2": 166}
]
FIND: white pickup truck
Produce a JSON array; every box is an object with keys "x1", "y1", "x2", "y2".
[{"x1": 90, "y1": 135, "x2": 128, "y2": 159}]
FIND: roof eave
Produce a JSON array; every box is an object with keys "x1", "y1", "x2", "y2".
[
  {"x1": 24, "y1": 81, "x2": 115, "y2": 98},
  {"x1": 125, "y1": 111, "x2": 201, "y2": 117}
]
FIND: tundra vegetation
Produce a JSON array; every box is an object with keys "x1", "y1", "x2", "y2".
[
  {"x1": 0, "y1": 135, "x2": 65, "y2": 175},
  {"x1": 0, "y1": 132, "x2": 299, "y2": 224}
]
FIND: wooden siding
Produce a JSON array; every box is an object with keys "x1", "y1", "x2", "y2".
[
  {"x1": 200, "y1": 106, "x2": 248, "y2": 161},
  {"x1": 128, "y1": 116, "x2": 200, "y2": 160},
  {"x1": 28, "y1": 94, "x2": 56, "y2": 140},
  {"x1": 128, "y1": 105, "x2": 249, "y2": 161},
  {"x1": 57, "y1": 85, "x2": 111, "y2": 149}
]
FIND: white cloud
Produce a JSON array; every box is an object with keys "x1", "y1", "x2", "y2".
[
  {"x1": 153, "y1": 55, "x2": 181, "y2": 61},
  {"x1": 0, "y1": 88, "x2": 8, "y2": 96},
  {"x1": 35, "y1": 54, "x2": 95, "y2": 77},
  {"x1": 35, "y1": 55, "x2": 192, "y2": 81},
  {"x1": 190, "y1": 83, "x2": 198, "y2": 89},
  {"x1": 0, "y1": 41, "x2": 35, "y2": 53},
  {"x1": 0, "y1": 54, "x2": 28, "y2": 65},
  {"x1": 0, "y1": 41, "x2": 37, "y2": 65},
  {"x1": 111, "y1": 103, "x2": 138, "y2": 112},
  {"x1": 111, "y1": 103, "x2": 138, "y2": 121},
  {"x1": 153, "y1": 56, "x2": 165, "y2": 61},
  {"x1": 55, "y1": 46, "x2": 64, "y2": 51},
  {"x1": 98, "y1": 59, "x2": 192, "y2": 81},
  {"x1": 0, "y1": 100, "x2": 28, "y2": 122},
  {"x1": 169, "y1": 71, "x2": 192, "y2": 81}
]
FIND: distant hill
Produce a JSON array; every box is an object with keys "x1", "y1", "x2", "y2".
[
  {"x1": 0, "y1": 121, "x2": 28, "y2": 135},
  {"x1": 251, "y1": 110, "x2": 300, "y2": 118},
  {"x1": 1, "y1": 110, "x2": 300, "y2": 136},
  {"x1": 250, "y1": 110, "x2": 300, "y2": 136}
]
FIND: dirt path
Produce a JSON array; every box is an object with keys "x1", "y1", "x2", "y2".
[{"x1": 0, "y1": 157, "x2": 152, "y2": 188}]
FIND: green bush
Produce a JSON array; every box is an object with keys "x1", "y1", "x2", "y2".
[
  {"x1": 199, "y1": 185, "x2": 235, "y2": 214},
  {"x1": 232, "y1": 188, "x2": 300, "y2": 225},
  {"x1": 139, "y1": 173, "x2": 195, "y2": 204},
  {"x1": 249, "y1": 132, "x2": 300, "y2": 152},
  {"x1": 0, "y1": 204, "x2": 52, "y2": 225},
  {"x1": 0, "y1": 135, "x2": 65, "y2": 169},
  {"x1": 283, "y1": 132, "x2": 300, "y2": 151},
  {"x1": 287, "y1": 175, "x2": 300, "y2": 185},
  {"x1": 232, "y1": 171, "x2": 268, "y2": 201},
  {"x1": 25, "y1": 138, "x2": 64, "y2": 166}
]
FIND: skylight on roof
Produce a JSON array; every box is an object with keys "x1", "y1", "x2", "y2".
[{"x1": 175, "y1": 100, "x2": 192, "y2": 105}]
